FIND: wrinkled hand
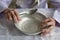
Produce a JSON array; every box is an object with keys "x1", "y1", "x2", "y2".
[
  {"x1": 40, "y1": 18, "x2": 55, "y2": 36},
  {"x1": 3, "y1": 9, "x2": 20, "y2": 23}
]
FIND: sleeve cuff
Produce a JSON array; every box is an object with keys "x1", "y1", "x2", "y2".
[{"x1": 0, "y1": 2, "x2": 8, "y2": 13}]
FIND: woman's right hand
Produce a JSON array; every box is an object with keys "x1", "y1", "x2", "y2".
[{"x1": 3, "y1": 9, "x2": 20, "y2": 23}]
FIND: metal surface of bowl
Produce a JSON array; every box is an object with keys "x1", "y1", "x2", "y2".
[{"x1": 15, "y1": 11, "x2": 46, "y2": 35}]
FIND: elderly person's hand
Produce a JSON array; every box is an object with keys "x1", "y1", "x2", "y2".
[
  {"x1": 3, "y1": 9, "x2": 20, "y2": 23},
  {"x1": 40, "y1": 18, "x2": 55, "y2": 36}
]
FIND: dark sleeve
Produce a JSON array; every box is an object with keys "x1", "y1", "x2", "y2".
[
  {"x1": 55, "y1": 20, "x2": 60, "y2": 26},
  {"x1": 0, "y1": 12, "x2": 4, "y2": 18}
]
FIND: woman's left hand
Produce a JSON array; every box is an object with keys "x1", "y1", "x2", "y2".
[{"x1": 40, "y1": 18, "x2": 55, "y2": 36}]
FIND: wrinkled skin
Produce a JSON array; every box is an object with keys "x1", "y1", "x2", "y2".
[
  {"x1": 40, "y1": 18, "x2": 55, "y2": 36},
  {"x1": 3, "y1": 9, "x2": 20, "y2": 23}
]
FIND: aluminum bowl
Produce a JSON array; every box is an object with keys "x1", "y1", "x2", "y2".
[{"x1": 15, "y1": 11, "x2": 46, "y2": 35}]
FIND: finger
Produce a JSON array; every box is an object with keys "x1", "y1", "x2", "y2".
[
  {"x1": 44, "y1": 18, "x2": 55, "y2": 23},
  {"x1": 47, "y1": 22, "x2": 55, "y2": 26},
  {"x1": 47, "y1": 22, "x2": 55, "y2": 29},
  {"x1": 41, "y1": 31, "x2": 50, "y2": 36},
  {"x1": 47, "y1": 21, "x2": 53, "y2": 25},
  {"x1": 41, "y1": 29, "x2": 47, "y2": 33},
  {"x1": 4, "y1": 11, "x2": 11, "y2": 22},
  {"x1": 10, "y1": 11, "x2": 18, "y2": 23},
  {"x1": 41, "y1": 18, "x2": 51, "y2": 26},
  {"x1": 41, "y1": 30, "x2": 47, "y2": 36},
  {"x1": 3, "y1": 9, "x2": 9, "y2": 14},
  {"x1": 44, "y1": 18, "x2": 51, "y2": 22},
  {"x1": 47, "y1": 18, "x2": 55, "y2": 24},
  {"x1": 13, "y1": 9, "x2": 20, "y2": 21},
  {"x1": 7, "y1": 12, "x2": 12, "y2": 21},
  {"x1": 40, "y1": 29, "x2": 46, "y2": 35},
  {"x1": 5, "y1": 12, "x2": 9, "y2": 21},
  {"x1": 45, "y1": 29, "x2": 51, "y2": 33},
  {"x1": 49, "y1": 18, "x2": 55, "y2": 22},
  {"x1": 41, "y1": 29, "x2": 51, "y2": 36},
  {"x1": 40, "y1": 22, "x2": 47, "y2": 28},
  {"x1": 41, "y1": 28, "x2": 51, "y2": 34}
]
